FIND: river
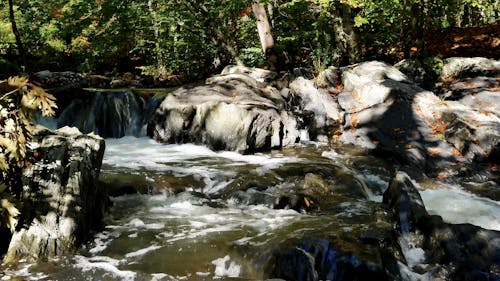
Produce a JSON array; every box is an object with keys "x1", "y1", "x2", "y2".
[{"x1": 2, "y1": 137, "x2": 499, "y2": 280}]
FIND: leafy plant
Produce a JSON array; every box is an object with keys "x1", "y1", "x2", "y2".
[{"x1": 0, "y1": 76, "x2": 57, "y2": 232}]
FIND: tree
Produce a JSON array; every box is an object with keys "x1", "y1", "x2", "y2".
[{"x1": 7, "y1": 0, "x2": 25, "y2": 68}]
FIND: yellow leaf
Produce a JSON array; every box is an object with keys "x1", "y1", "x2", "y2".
[
  {"x1": 304, "y1": 197, "x2": 311, "y2": 207},
  {"x1": 7, "y1": 76, "x2": 28, "y2": 88},
  {"x1": 21, "y1": 90, "x2": 39, "y2": 110},
  {"x1": 1, "y1": 197, "x2": 20, "y2": 232}
]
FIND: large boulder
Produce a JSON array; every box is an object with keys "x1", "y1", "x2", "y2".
[
  {"x1": 336, "y1": 62, "x2": 456, "y2": 172},
  {"x1": 414, "y1": 91, "x2": 500, "y2": 163},
  {"x1": 334, "y1": 60, "x2": 499, "y2": 175},
  {"x1": 289, "y1": 77, "x2": 343, "y2": 138},
  {"x1": 3, "y1": 126, "x2": 107, "y2": 264},
  {"x1": 440, "y1": 57, "x2": 500, "y2": 81},
  {"x1": 148, "y1": 73, "x2": 300, "y2": 153}
]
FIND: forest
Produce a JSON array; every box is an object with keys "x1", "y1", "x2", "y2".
[
  {"x1": 1, "y1": 0, "x2": 498, "y2": 80},
  {"x1": 0, "y1": 0, "x2": 499, "y2": 280}
]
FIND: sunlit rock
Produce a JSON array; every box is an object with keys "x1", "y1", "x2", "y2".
[
  {"x1": 148, "y1": 74, "x2": 300, "y2": 153},
  {"x1": 3, "y1": 126, "x2": 107, "y2": 264}
]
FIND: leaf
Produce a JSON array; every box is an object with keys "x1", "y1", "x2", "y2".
[
  {"x1": 304, "y1": 197, "x2": 311, "y2": 207},
  {"x1": 0, "y1": 197, "x2": 20, "y2": 232},
  {"x1": 354, "y1": 15, "x2": 369, "y2": 27},
  {"x1": 7, "y1": 76, "x2": 28, "y2": 88},
  {"x1": 21, "y1": 90, "x2": 40, "y2": 110}
]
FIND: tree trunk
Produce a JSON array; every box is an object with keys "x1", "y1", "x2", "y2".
[
  {"x1": 8, "y1": 0, "x2": 26, "y2": 69},
  {"x1": 252, "y1": 1, "x2": 277, "y2": 69},
  {"x1": 332, "y1": 3, "x2": 361, "y2": 65},
  {"x1": 404, "y1": 0, "x2": 424, "y2": 58},
  {"x1": 252, "y1": 2, "x2": 274, "y2": 53}
]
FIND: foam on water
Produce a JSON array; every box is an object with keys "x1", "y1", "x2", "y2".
[
  {"x1": 75, "y1": 193, "x2": 300, "y2": 279},
  {"x1": 103, "y1": 137, "x2": 301, "y2": 193},
  {"x1": 212, "y1": 255, "x2": 241, "y2": 278},
  {"x1": 73, "y1": 255, "x2": 136, "y2": 281},
  {"x1": 420, "y1": 187, "x2": 500, "y2": 231},
  {"x1": 104, "y1": 137, "x2": 298, "y2": 171}
]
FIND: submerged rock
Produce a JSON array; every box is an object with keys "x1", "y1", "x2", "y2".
[
  {"x1": 272, "y1": 237, "x2": 400, "y2": 281},
  {"x1": 3, "y1": 126, "x2": 107, "y2": 264}
]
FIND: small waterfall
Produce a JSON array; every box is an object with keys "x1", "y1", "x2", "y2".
[{"x1": 50, "y1": 90, "x2": 158, "y2": 138}]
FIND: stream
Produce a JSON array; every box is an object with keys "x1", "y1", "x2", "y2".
[{"x1": 3, "y1": 137, "x2": 499, "y2": 280}]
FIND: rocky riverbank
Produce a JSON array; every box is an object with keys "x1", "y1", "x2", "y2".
[{"x1": 3, "y1": 57, "x2": 497, "y2": 280}]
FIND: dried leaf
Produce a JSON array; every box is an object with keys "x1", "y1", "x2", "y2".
[
  {"x1": 7, "y1": 76, "x2": 28, "y2": 88},
  {"x1": 304, "y1": 197, "x2": 310, "y2": 208},
  {"x1": 1, "y1": 197, "x2": 20, "y2": 232}
]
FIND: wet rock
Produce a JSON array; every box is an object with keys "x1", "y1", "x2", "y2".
[
  {"x1": 55, "y1": 90, "x2": 152, "y2": 138},
  {"x1": 383, "y1": 172, "x2": 428, "y2": 234},
  {"x1": 148, "y1": 74, "x2": 300, "y2": 153},
  {"x1": 383, "y1": 171, "x2": 500, "y2": 281},
  {"x1": 272, "y1": 238, "x2": 398, "y2": 281},
  {"x1": 3, "y1": 126, "x2": 107, "y2": 264}
]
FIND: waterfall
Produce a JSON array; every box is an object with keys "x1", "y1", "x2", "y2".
[{"x1": 43, "y1": 90, "x2": 161, "y2": 138}]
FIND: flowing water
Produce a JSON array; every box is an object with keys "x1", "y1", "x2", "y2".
[{"x1": 2, "y1": 137, "x2": 499, "y2": 280}]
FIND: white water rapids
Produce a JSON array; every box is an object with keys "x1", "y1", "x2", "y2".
[{"x1": 2, "y1": 137, "x2": 499, "y2": 280}]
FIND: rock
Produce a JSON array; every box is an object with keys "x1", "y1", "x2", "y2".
[
  {"x1": 394, "y1": 59, "x2": 435, "y2": 89},
  {"x1": 220, "y1": 65, "x2": 277, "y2": 82},
  {"x1": 3, "y1": 126, "x2": 107, "y2": 264},
  {"x1": 334, "y1": 60, "x2": 500, "y2": 175},
  {"x1": 52, "y1": 90, "x2": 155, "y2": 138},
  {"x1": 383, "y1": 171, "x2": 500, "y2": 281},
  {"x1": 289, "y1": 77, "x2": 343, "y2": 136},
  {"x1": 338, "y1": 61, "x2": 416, "y2": 114},
  {"x1": 458, "y1": 90, "x2": 499, "y2": 116},
  {"x1": 272, "y1": 237, "x2": 399, "y2": 281},
  {"x1": 440, "y1": 57, "x2": 500, "y2": 80},
  {"x1": 383, "y1": 171, "x2": 428, "y2": 234},
  {"x1": 33, "y1": 70, "x2": 88, "y2": 90},
  {"x1": 414, "y1": 91, "x2": 500, "y2": 162},
  {"x1": 148, "y1": 75, "x2": 300, "y2": 153}
]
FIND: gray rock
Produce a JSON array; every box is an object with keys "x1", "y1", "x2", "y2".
[
  {"x1": 459, "y1": 90, "x2": 499, "y2": 116},
  {"x1": 441, "y1": 57, "x2": 500, "y2": 80},
  {"x1": 148, "y1": 78, "x2": 300, "y2": 153},
  {"x1": 289, "y1": 77, "x2": 343, "y2": 133},
  {"x1": 4, "y1": 126, "x2": 106, "y2": 263},
  {"x1": 414, "y1": 91, "x2": 500, "y2": 162},
  {"x1": 334, "y1": 60, "x2": 499, "y2": 173},
  {"x1": 394, "y1": 59, "x2": 434, "y2": 89},
  {"x1": 220, "y1": 65, "x2": 277, "y2": 82}
]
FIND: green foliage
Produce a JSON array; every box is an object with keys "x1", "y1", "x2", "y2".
[
  {"x1": 0, "y1": 76, "x2": 57, "y2": 232},
  {"x1": 423, "y1": 56, "x2": 444, "y2": 77},
  {"x1": 0, "y1": 0, "x2": 498, "y2": 77},
  {"x1": 239, "y1": 47, "x2": 266, "y2": 67}
]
